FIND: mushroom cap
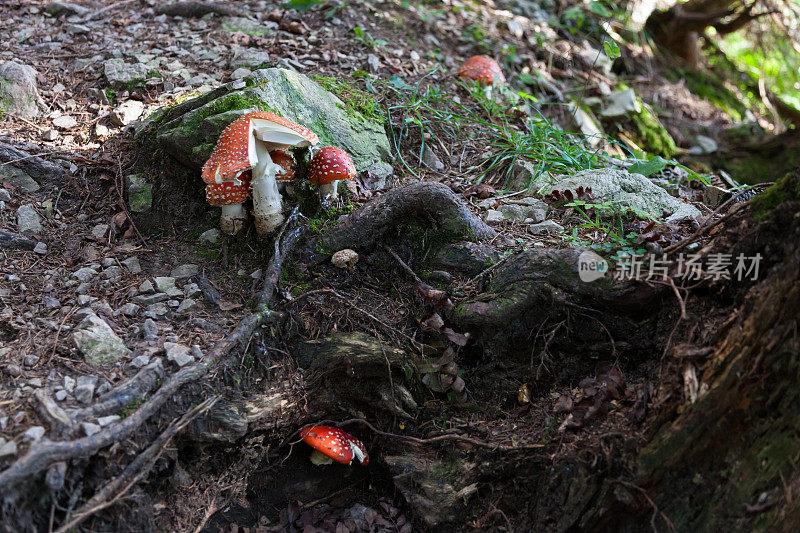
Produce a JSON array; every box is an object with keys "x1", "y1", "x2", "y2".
[
  {"x1": 308, "y1": 147, "x2": 357, "y2": 186},
  {"x1": 458, "y1": 55, "x2": 506, "y2": 86},
  {"x1": 300, "y1": 425, "x2": 369, "y2": 465},
  {"x1": 202, "y1": 111, "x2": 318, "y2": 185},
  {"x1": 205, "y1": 171, "x2": 250, "y2": 206},
  {"x1": 250, "y1": 111, "x2": 319, "y2": 150},
  {"x1": 270, "y1": 150, "x2": 295, "y2": 182}
]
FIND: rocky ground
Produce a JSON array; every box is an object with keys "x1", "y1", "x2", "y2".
[{"x1": 0, "y1": 0, "x2": 775, "y2": 531}]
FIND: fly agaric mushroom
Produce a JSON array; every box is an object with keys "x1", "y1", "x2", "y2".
[
  {"x1": 202, "y1": 111, "x2": 318, "y2": 236},
  {"x1": 300, "y1": 425, "x2": 369, "y2": 466},
  {"x1": 205, "y1": 171, "x2": 251, "y2": 234},
  {"x1": 270, "y1": 150, "x2": 295, "y2": 186},
  {"x1": 458, "y1": 55, "x2": 506, "y2": 86},
  {"x1": 308, "y1": 146, "x2": 357, "y2": 200}
]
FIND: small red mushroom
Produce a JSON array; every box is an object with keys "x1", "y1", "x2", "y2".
[
  {"x1": 204, "y1": 171, "x2": 251, "y2": 235},
  {"x1": 270, "y1": 150, "x2": 295, "y2": 183},
  {"x1": 308, "y1": 146, "x2": 357, "y2": 200},
  {"x1": 458, "y1": 55, "x2": 506, "y2": 86},
  {"x1": 300, "y1": 425, "x2": 369, "y2": 466}
]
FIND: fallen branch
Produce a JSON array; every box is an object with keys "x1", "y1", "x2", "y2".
[
  {"x1": 54, "y1": 398, "x2": 217, "y2": 533},
  {"x1": 0, "y1": 230, "x2": 37, "y2": 251},
  {"x1": 0, "y1": 214, "x2": 305, "y2": 492},
  {"x1": 323, "y1": 181, "x2": 495, "y2": 252},
  {"x1": 154, "y1": 1, "x2": 246, "y2": 17}
]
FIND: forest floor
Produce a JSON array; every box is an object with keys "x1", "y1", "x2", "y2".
[{"x1": 0, "y1": 0, "x2": 770, "y2": 531}]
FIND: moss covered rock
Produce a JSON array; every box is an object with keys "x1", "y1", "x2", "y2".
[
  {"x1": 143, "y1": 68, "x2": 390, "y2": 171},
  {"x1": 0, "y1": 61, "x2": 43, "y2": 119}
]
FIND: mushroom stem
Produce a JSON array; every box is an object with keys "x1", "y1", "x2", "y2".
[
  {"x1": 309, "y1": 449, "x2": 334, "y2": 465},
  {"x1": 251, "y1": 146, "x2": 285, "y2": 236},
  {"x1": 319, "y1": 180, "x2": 339, "y2": 200},
  {"x1": 219, "y1": 203, "x2": 247, "y2": 235}
]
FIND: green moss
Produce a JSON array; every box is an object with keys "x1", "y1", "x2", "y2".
[
  {"x1": 177, "y1": 91, "x2": 279, "y2": 144},
  {"x1": 751, "y1": 169, "x2": 800, "y2": 220},
  {"x1": 627, "y1": 105, "x2": 677, "y2": 158},
  {"x1": 311, "y1": 75, "x2": 383, "y2": 122}
]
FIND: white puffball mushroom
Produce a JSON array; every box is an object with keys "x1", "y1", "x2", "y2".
[{"x1": 331, "y1": 249, "x2": 359, "y2": 271}]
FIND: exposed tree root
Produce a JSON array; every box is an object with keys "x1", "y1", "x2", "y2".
[
  {"x1": 53, "y1": 398, "x2": 217, "y2": 533},
  {"x1": 322, "y1": 181, "x2": 496, "y2": 251}
]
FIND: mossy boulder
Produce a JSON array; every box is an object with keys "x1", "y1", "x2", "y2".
[
  {"x1": 627, "y1": 104, "x2": 677, "y2": 158},
  {"x1": 143, "y1": 68, "x2": 390, "y2": 171},
  {"x1": 0, "y1": 61, "x2": 43, "y2": 119}
]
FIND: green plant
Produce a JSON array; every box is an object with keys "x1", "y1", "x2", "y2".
[
  {"x1": 562, "y1": 200, "x2": 647, "y2": 259},
  {"x1": 351, "y1": 26, "x2": 387, "y2": 48}
]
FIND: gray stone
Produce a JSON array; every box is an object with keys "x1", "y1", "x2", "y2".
[
  {"x1": 135, "y1": 292, "x2": 168, "y2": 305},
  {"x1": 55, "y1": 390, "x2": 68, "y2": 401},
  {"x1": 568, "y1": 102, "x2": 604, "y2": 148},
  {"x1": 528, "y1": 220, "x2": 565, "y2": 235},
  {"x1": 176, "y1": 299, "x2": 198, "y2": 314},
  {"x1": 16, "y1": 204, "x2": 42, "y2": 237},
  {"x1": 146, "y1": 68, "x2": 390, "y2": 172},
  {"x1": 130, "y1": 354, "x2": 150, "y2": 368},
  {"x1": 126, "y1": 174, "x2": 152, "y2": 213},
  {"x1": 122, "y1": 256, "x2": 142, "y2": 273},
  {"x1": 104, "y1": 59, "x2": 150, "y2": 88},
  {"x1": 422, "y1": 145, "x2": 444, "y2": 171},
  {"x1": 164, "y1": 342, "x2": 193, "y2": 367},
  {"x1": 102, "y1": 266, "x2": 122, "y2": 280},
  {"x1": 154, "y1": 276, "x2": 176, "y2": 292},
  {"x1": 183, "y1": 283, "x2": 201, "y2": 297},
  {"x1": 23, "y1": 426, "x2": 45, "y2": 442},
  {"x1": 28, "y1": 377, "x2": 43, "y2": 387},
  {"x1": 497, "y1": 200, "x2": 547, "y2": 223},
  {"x1": 33, "y1": 242, "x2": 47, "y2": 255},
  {"x1": 170, "y1": 264, "x2": 198, "y2": 280},
  {"x1": 138, "y1": 280, "x2": 155, "y2": 294},
  {"x1": 365, "y1": 162, "x2": 394, "y2": 189},
  {"x1": 485, "y1": 209, "x2": 504, "y2": 223},
  {"x1": 91, "y1": 223, "x2": 109, "y2": 239},
  {"x1": 600, "y1": 88, "x2": 641, "y2": 118},
  {"x1": 142, "y1": 318, "x2": 158, "y2": 340},
  {"x1": 42, "y1": 129, "x2": 59, "y2": 141},
  {"x1": 110, "y1": 100, "x2": 145, "y2": 126},
  {"x1": 43, "y1": 296, "x2": 60, "y2": 307},
  {"x1": 199, "y1": 228, "x2": 221, "y2": 244},
  {"x1": 0, "y1": 165, "x2": 39, "y2": 192},
  {"x1": 72, "y1": 267, "x2": 97, "y2": 282},
  {"x1": 0, "y1": 61, "x2": 44, "y2": 119},
  {"x1": 63, "y1": 375, "x2": 75, "y2": 392},
  {"x1": 116, "y1": 303, "x2": 140, "y2": 317},
  {"x1": 532, "y1": 168, "x2": 701, "y2": 222},
  {"x1": 45, "y1": 2, "x2": 90, "y2": 16},
  {"x1": 97, "y1": 415, "x2": 120, "y2": 427},
  {"x1": 0, "y1": 189, "x2": 10, "y2": 202},
  {"x1": 72, "y1": 312, "x2": 131, "y2": 366},
  {"x1": 74, "y1": 375, "x2": 97, "y2": 404},
  {"x1": 76, "y1": 295, "x2": 97, "y2": 306},
  {"x1": 22, "y1": 354, "x2": 39, "y2": 367},
  {"x1": 230, "y1": 48, "x2": 271, "y2": 68},
  {"x1": 52, "y1": 115, "x2": 78, "y2": 130},
  {"x1": 221, "y1": 17, "x2": 275, "y2": 37},
  {"x1": 82, "y1": 422, "x2": 101, "y2": 436},
  {"x1": 230, "y1": 67, "x2": 252, "y2": 80},
  {"x1": 146, "y1": 302, "x2": 169, "y2": 316},
  {"x1": 0, "y1": 439, "x2": 18, "y2": 458},
  {"x1": 689, "y1": 135, "x2": 718, "y2": 155}
]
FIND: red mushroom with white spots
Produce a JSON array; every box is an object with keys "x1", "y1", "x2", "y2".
[
  {"x1": 270, "y1": 150, "x2": 296, "y2": 188},
  {"x1": 458, "y1": 55, "x2": 506, "y2": 86},
  {"x1": 300, "y1": 425, "x2": 369, "y2": 466},
  {"x1": 201, "y1": 114, "x2": 258, "y2": 235},
  {"x1": 308, "y1": 146, "x2": 357, "y2": 201},
  {"x1": 202, "y1": 110, "x2": 318, "y2": 236},
  {"x1": 204, "y1": 171, "x2": 251, "y2": 234}
]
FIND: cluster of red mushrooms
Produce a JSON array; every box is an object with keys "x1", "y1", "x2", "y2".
[
  {"x1": 201, "y1": 110, "x2": 357, "y2": 236},
  {"x1": 201, "y1": 56, "x2": 503, "y2": 237}
]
